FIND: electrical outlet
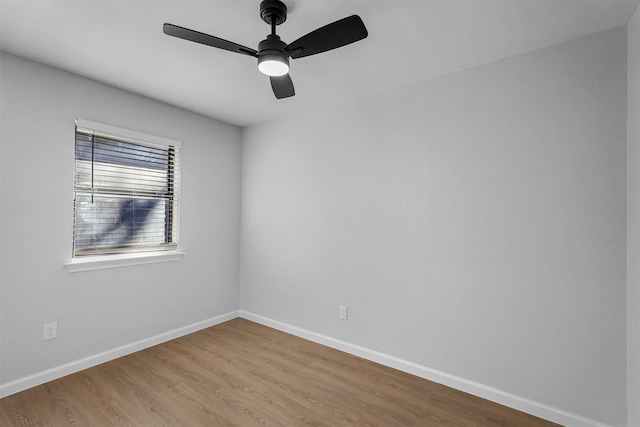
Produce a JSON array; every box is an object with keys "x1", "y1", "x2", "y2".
[
  {"x1": 43, "y1": 322, "x2": 57, "y2": 341},
  {"x1": 339, "y1": 305, "x2": 348, "y2": 320}
]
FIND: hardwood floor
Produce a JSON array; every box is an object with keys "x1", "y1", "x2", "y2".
[{"x1": 0, "y1": 318, "x2": 560, "y2": 426}]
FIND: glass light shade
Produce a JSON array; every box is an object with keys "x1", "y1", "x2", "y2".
[{"x1": 258, "y1": 56, "x2": 289, "y2": 77}]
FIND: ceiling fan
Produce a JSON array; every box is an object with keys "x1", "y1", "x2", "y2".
[{"x1": 163, "y1": 0, "x2": 368, "y2": 99}]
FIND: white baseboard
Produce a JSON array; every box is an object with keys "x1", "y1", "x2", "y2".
[
  {"x1": 0, "y1": 310, "x2": 239, "y2": 398},
  {"x1": 239, "y1": 310, "x2": 612, "y2": 427},
  {"x1": 1, "y1": 309, "x2": 613, "y2": 427}
]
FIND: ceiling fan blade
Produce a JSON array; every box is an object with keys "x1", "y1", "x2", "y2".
[
  {"x1": 163, "y1": 23, "x2": 258, "y2": 57},
  {"x1": 285, "y1": 15, "x2": 367, "y2": 59},
  {"x1": 270, "y1": 74, "x2": 295, "y2": 99}
]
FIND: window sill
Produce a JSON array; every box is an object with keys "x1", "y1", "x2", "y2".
[{"x1": 65, "y1": 251, "x2": 185, "y2": 273}]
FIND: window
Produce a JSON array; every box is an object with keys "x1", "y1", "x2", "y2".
[{"x1": 72, "y1": 120, "x2": 181, "y2": 258}]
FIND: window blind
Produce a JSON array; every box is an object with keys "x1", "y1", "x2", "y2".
[{"x1": 73, "y1": 121, "x2": 181, "y2": 257}]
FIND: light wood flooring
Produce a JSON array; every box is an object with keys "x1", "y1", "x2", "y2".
[{"x1": 0, "y1": 318, "x2": 561, "y2": 426}]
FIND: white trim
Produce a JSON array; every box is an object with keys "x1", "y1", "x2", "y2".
[
  {"x1": 0, "y1": 310, "x2": 239, "y2": 398},
  {"x1": 238, "y1": 310, "x2": 612, "y2": 427},
  {"x1": 65, "y1": 251, "x2": 186, "y2": 272}
]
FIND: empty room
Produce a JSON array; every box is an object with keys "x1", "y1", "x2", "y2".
[{"x1": 1, "y1": 0, "x2": 639, "y2": 426}]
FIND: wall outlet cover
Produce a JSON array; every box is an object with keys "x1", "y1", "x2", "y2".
[
  {"x1": 339, "y1": 305, "x2": 348, "y2": 320},
  {"x1": 43, "y1": 322, "x2": 57, "y2": 340}
]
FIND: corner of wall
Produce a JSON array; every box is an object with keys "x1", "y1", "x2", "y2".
[{"x1": 627, "y1": 2, "x2": 640, "y2": 426}]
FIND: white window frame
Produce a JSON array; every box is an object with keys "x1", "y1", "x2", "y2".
[{"x1": 65, "y1": 119, "x2": 184, "y2": 272}]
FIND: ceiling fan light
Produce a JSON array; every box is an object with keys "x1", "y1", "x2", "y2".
[{"x1": 258, "y1": 55, "x2": 289, "y2": 76}]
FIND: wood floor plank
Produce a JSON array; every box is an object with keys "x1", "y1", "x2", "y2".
[
  {"x1": 258, "y1": 388, "x2": 347, "y2": 427},
  {"x1": 0, "y1": 318, "x2": 561, "y2": 426},
  {"x1": 245, "y1": 355, "x2": 364, "y2": 424},
  {"x1": 301, "y1": 360, "x2": 425, "y2": 423},
  {"x1": 54, "y1": 370, "x2": 133, "y2": 426}
]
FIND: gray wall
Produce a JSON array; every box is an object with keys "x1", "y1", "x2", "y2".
[
  {"x1": 240, "y1": 27, "x2": 628, "y2": 426},
  {"x1": 627, "y1": 3, "x2": 640, "y2": 426},
  {"x1": 0, "y1": 52, "x2": 243, "y2": 384}
]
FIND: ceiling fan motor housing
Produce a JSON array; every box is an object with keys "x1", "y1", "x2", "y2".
[
  {"x1": 257, "y1": 34, "x2": 290, "y2": 75},
  {"x1": 258, "y1": 34, "x2": 287, "y2": 56}
]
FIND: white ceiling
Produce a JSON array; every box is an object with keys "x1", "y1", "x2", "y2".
[{"x1": 1, "y1": 0, "x2": 638, "y2": 127}]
